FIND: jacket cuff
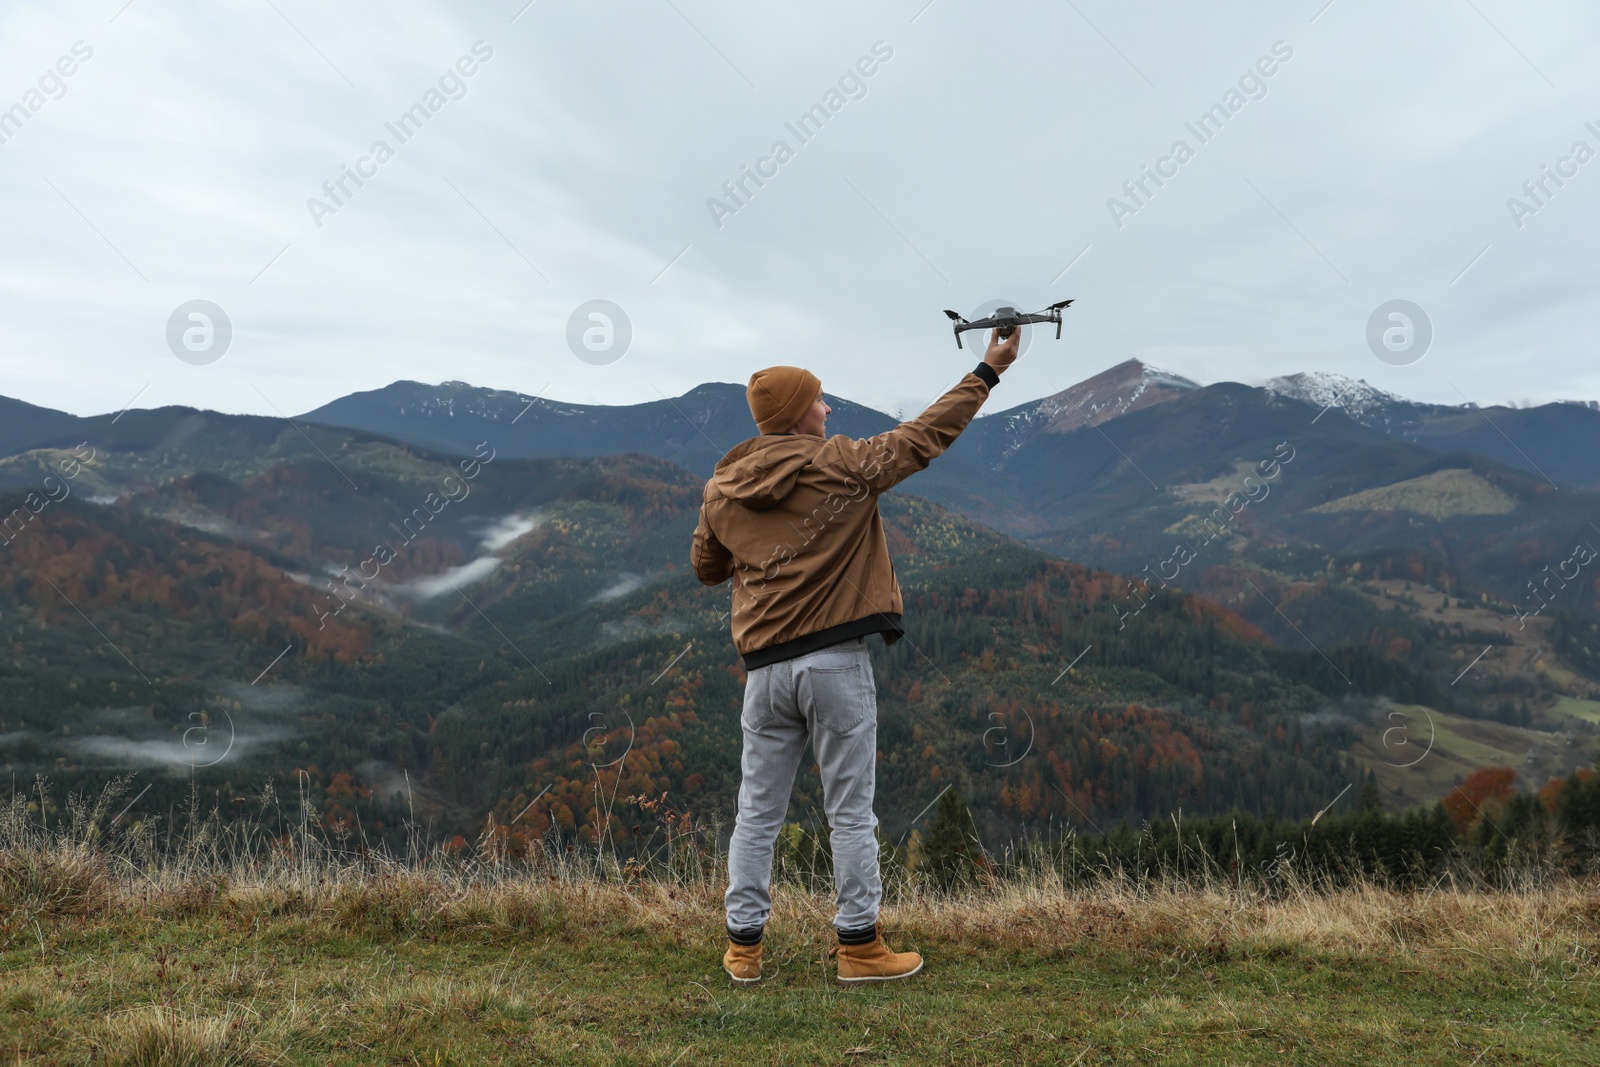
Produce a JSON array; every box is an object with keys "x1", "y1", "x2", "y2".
[{"x1": 972, "y1": 362, "x2": 1000, "y2": 389}]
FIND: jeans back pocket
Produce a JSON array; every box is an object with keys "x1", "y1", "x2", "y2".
[
  {"x1": 799, "y1": 661, "x2": 872, "y2": 735},
  {"x1": 741, "y1": 666, "x2": 777, "y2": 731}
]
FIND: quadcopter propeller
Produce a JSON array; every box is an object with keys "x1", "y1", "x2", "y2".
[{"x1": 943, "y1": 309, "x2": 965, "y2": 322}]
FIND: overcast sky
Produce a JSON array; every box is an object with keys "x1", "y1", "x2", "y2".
[{"x1": 2, "y1": 0, "x2": 1597, "y2": 423}]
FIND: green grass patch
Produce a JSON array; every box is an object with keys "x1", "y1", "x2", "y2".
[
  {"x1": 1551, "y1": 696, "x2": 1600, "y2": 724},
  {"x1": 1309, "y1": 469, "x2": 1518, "y2": 519},
  {"x1": 3, "y1": 890, "x2": 1596, "y2": 1065}
]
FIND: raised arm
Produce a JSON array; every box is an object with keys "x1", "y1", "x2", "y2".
[{"x1": 828, "y1": 326, "x2": 1020, "y2": 495}]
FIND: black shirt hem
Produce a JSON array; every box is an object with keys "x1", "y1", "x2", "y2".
[{"x1": 741, "y1": 613, "x2": 904, "y2": 670}]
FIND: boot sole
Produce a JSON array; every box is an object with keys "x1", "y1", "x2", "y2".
[
  {"x1": 724, "y1": 968, "x2": 762, "y2": 985},
  {"x1": 837, "y1": 958, "x2": 924, "y2": 983}
]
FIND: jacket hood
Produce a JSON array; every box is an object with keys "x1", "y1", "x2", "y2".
[{"x1": 710, "y1": 434, "x2": 822, "y2": 510}]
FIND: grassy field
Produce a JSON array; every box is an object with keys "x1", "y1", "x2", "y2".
[
  {"x1": 5, "y1": 855, "x2": 1600, "y2": 1066},
  {"x1": 1309, "y1": 469, "x2": 1518, "y2": 519},
  {"x1": 1553, "y1": 696, "x2": 1600, "y2": 725},
  {"x1": 1348, "y1": 703, "x2": 1559, "y2": 808}
]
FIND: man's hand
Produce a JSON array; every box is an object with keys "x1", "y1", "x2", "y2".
[{"x1": 983, "y1": 326, "x2": 1022, "y2": 375}]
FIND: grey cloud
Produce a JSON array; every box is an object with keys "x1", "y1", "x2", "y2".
[{"x1": 0, "y1": 0, "x2": 1595, "y2": 425}]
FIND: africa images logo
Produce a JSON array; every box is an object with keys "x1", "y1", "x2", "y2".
[
  {"x1": 0, "y1": 41, "x2": 94, "y2": 148},
  {"x1": 166, "y1": 300, "x2": 233, "y2": 365}
]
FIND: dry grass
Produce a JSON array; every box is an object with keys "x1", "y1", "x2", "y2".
[
  {"x1": 6, "y1": 776, "x2": 1599, "y2": 968},
  {"x1": 82, "y1": 1005, "x2": 289, "y2": 1067},
  {"x1": 6, "y1": 781, "x2": 1600, "y2": 1064},
  {"x1": 8, "y1": 864, "x2": 1600, "y2": 1065},
  {"x1": 10, "y1": 844, "x2": 1596, "y2": 967}
]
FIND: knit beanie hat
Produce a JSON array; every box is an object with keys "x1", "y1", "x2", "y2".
[{"x1": 746, "y1": 366, "x2": 822, "y2": 434}]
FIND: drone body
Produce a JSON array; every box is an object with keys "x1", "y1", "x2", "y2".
[{"x1": 942, "y1": 299, "x2": 1074, "y2": 349}]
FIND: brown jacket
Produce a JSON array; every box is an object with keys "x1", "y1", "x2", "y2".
[{"x1": 691, "y1": 366, "x2": 998, "y2": 668}]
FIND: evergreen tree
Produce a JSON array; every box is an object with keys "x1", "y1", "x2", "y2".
[
  {"x1": 923, "y1": 787, "x2": 977, "y2": 890},
  {"x1": 1357, "y1": 769, "x2": 1382, "y2": 813}
]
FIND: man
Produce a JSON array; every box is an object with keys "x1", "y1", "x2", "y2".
[{"x1": 690, "y1": 327, "x2": 1021, "y2": 984}]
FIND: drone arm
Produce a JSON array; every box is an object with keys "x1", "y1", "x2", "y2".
[{"x1": 944, "y1": 309, "x2": 969, "y2": 349}]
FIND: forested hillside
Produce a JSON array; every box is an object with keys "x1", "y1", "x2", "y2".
[{"x1": 1, "y1": 384, "x2": 1596, "y2": 850}]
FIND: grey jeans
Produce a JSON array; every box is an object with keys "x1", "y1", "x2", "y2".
[{"x1": 725, "y1": 636, "x2": 882, "y2": 933}]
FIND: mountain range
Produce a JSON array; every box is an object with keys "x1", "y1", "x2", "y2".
[
  {"x1": 278, "y1": 360, "x2": 1600, "y2": 487},
  {"x1": 1, "y1": 361, "x2": 1596, "y2": 845}
]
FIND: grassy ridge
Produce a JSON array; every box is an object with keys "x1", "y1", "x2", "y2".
[
  {"x1": 4, "y1": 793, "x2": 1599, "y2": 1067},
  {"x1": 6, "y1": 873, "x2": 1599, "y2": 1065}
]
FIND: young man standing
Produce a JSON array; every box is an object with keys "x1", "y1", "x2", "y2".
[{"x1": 690, "y1": 328, "x2": 1021, "y2": 983}]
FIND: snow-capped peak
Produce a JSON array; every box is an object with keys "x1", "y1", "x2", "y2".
[
  {"x1": 1264, "y1": 372, "x2": 1407, "y2": 424},
  {"x1": 1140, "y1": 365, "x2": 1203, "y2": 393},
  {"x1": 984, "y1": 359, "x2": 1199, "y2": 460}
]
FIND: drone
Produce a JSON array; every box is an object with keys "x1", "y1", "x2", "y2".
[{"x1": 942, "y1": 299, "x2": 1074, "y2": 349}]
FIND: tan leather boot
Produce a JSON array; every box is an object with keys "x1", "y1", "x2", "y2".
[
  {"x1": 722, "y1": 940, "x2": 762, "y2": 984},
  {"x1": 832, "y1": 922, "x2": 923, "y2": 983}
]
